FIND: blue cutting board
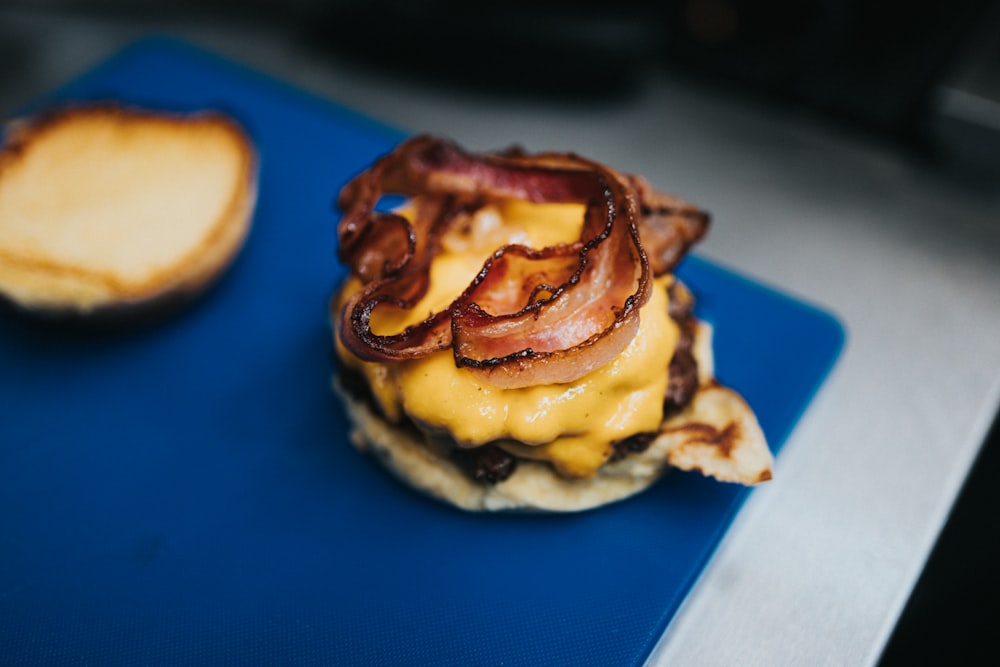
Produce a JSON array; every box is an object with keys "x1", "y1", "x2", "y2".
[{"x1": 0, "y1": 37, "x2": 845, "y2": 666}]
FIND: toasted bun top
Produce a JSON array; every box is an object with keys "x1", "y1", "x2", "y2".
[{"x1": 0, "y1": 103, "x2": 257, "y2": 315}]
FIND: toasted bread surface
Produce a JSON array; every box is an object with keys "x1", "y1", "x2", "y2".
[{"x1": 0, "y1": 104, "x2": 257, "y2": 314}]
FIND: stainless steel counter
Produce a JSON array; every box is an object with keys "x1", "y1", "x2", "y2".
[{"x1": 3, "y1": 8, "x2": 999, "y2": 665}]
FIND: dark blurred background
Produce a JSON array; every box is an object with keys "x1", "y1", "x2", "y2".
[
  {"x1": 2, "y1": 1, "x2": 999, "y2": 663},
  {"x1": 3, "y1": 0, "x2": 1000, "y2": 168}
]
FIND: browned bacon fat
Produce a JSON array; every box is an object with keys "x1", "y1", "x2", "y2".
[{"x1": 335, "y1": 136, "x2": 709, "y2": 389}]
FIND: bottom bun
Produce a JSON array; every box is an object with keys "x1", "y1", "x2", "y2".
[
  {"x1": 334, "y1": 379, "x2": 664, "y2": 512},
  {"x1": 333, "y1": 324, "x2": 773, "y2": 513}
]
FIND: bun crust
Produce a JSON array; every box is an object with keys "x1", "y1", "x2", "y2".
[{"x1": 0, "y1": 104, "x2": 257, "y2": 319}]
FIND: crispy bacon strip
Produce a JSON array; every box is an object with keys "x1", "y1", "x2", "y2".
[
  {"x1": 627, "y1": 175, "x2": 709, "y2": 275},
  {"x1": 335, "y1": 135, "x2": 708, "y2": 388}
]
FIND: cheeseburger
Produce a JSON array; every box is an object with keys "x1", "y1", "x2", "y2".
[{"x1": 331, "y1": 136, "x2": 771, "y2": 512}]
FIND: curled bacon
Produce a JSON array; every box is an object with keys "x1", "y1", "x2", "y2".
[
  {"x1": 626, "y1": 174, "x2": 710, "y2": 275},
  {"x1": 334, "y1": 136, "x2": 709, "y2": 389}
]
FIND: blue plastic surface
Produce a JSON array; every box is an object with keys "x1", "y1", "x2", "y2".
[{"x1": 0, "y1": 37, "x2": 845, "y2": 666}]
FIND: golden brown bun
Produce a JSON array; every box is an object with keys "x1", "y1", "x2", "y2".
[
  {"x1": 0, "y1": 103, "x2": 257, "y2": 319},
  {"x1": 335, "y1": 323, "x2": 773, "y2": 513}
]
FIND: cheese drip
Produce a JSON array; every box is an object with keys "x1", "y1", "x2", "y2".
[{"x1": 336, "y1": 199, "x2": 678, "y2": 478}]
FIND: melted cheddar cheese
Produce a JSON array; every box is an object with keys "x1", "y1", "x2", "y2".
[{"x1": 336, "y1": 199, "x2": 678, "y2": 478}]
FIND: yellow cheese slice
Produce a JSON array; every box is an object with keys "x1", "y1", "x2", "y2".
[{"x1": 336, "y1": 199, "x2": 677, "y2": 478}]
